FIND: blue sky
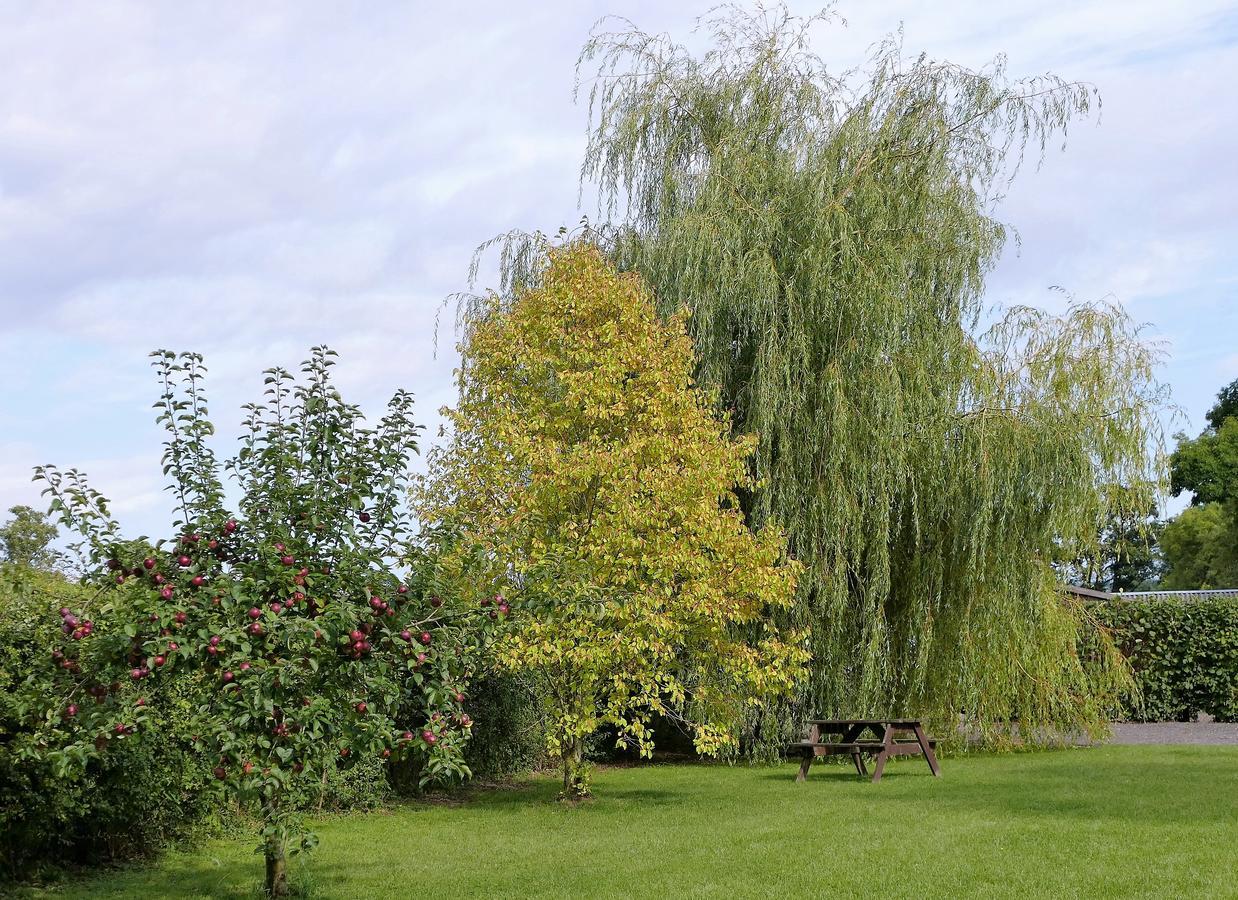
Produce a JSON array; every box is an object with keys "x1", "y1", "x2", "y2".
[{"x1": 1, "y1": 1, "x2": 1235, "y2": 540}]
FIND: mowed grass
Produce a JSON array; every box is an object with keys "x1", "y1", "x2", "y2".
[{"x1": 25, "y1": 745, "x2": 1238, "y2": 899}]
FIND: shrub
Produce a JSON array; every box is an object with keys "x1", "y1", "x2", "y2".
[
  {"x1": 459, "y1": 675, "x2": 545, "y2": 780},
  {"x1": 1099, "y1": 595, "x2": 1238, "y2": 722},
  {"x1": 22, "y1": 348, "x2": 501, "y2": 896},
  {"x1": 0, "y1": 565, "x2": 217, "y2": 881}
]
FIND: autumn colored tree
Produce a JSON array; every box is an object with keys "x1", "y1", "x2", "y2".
[
  {"x1": 422, "y1": 243, "x2": 804, "y2": 799},
  {"x1": 23, "y1": 349, "x2": 499, "y2": 896}
]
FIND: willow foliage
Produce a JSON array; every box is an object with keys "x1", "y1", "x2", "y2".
[{"x1": 470, "y1": 6, "x2": 1170, "y2": 747}]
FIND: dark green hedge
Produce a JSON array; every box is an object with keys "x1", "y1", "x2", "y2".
[{"x1": 1098, "y1": 595, "x2": 1238, "y2": 722}]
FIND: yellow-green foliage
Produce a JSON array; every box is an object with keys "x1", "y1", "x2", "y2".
[{"x1": 421, "y1": 243, "x2": 804, "y2": 793}]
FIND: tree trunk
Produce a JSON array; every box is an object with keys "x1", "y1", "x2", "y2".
[
  {"x1": 265, "y1": 835, "x2": 289, "y2": 897},
  {"x1": 559, "y1": 739, "x2": 589, "y2": 801}
]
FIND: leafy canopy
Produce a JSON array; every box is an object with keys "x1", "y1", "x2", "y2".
[
  {"x1": 27, "y1": 348, "x2": 499, "y2": 896},
  {"x1": 477, "y1": 5, "x2": 1167, "y2": 746},
  {"x1": 424, "y1": 243, "x2": 804, "y2": 797},
  {"x1": 0, "y1": 506, "x2": 60, "y2": 570}
]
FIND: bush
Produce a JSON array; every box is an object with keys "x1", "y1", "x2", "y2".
[
  {"x1": 0, "y1": 565, "x2": 217, "y2": 881},
  {"x1": 460, "y1": 675, "x2": 545, "y2": 780},
  {"x1": 1099, "y1": 595, "x2": 1238, "y2": 722}
]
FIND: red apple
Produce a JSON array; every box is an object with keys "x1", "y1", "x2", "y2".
[
  {"x1": 224, "y1": 519, "x2": 237, "y2": 533},
  {"x1": 177, "y1": 555, "x2": 191, "y2": 567},
  {"x1": 355, "y1": 702, "x2": 367, "y2": 714},
  {"x1": 143, "y1": 558, "x2": 156, "y2": 570}
]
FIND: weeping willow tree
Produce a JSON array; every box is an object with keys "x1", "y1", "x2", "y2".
[{"x1": 466, "y1": 5, "x2": 1170, "y2": 747}]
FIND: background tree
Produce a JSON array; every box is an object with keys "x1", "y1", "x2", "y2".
[
  {"x1": 475, "y1": 6, "x2": 1165, "y2": 746},
  {"x1": 1162, "y1": 377, "x2": 1238, "y2": 588},
  {"x1": 0, "y1": 505, "x2": 61, "y2": 570},
  {"x1": 426, "y1": 243, "x2": 804, "y2": 798},
  {"x1": 22, "y1": 349, "x2": 499, "y2": 896},
  {"x1": 1159, "y1": 504, "x2": 1238, "y2": 589},
  {"x1": 1203, "y1": 377, "x2": 1238, "y2": 432},
  {"x1": 1060, "y1": 500, "x2": 1162, "y2": 593}
]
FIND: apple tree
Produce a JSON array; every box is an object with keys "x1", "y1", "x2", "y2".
[
  {"x1": 421, "y1": 242, "x2": 806, "y2": 799},
  {"x1": 26, "y1": 348, "x2": 501, "y2": 896}
]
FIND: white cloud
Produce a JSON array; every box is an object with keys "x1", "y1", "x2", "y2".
[{"x1": 0, "y1": 0, "x2": 1235, "y2": 537}]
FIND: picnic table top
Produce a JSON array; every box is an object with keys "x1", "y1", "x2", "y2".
[{"x1": 808, "y1": 718, "x2": 924, "y2": 727}]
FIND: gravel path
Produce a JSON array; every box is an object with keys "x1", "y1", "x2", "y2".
[{"x1": 1108, "y1": 721, "x2": 1238, "y2": 745}]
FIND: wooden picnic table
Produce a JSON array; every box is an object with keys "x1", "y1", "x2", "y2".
[{"x1": 787, "y1": 718, "x2": 941, "y2": 783}]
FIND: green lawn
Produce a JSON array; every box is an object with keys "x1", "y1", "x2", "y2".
[{"x1": 24, "y1": 745, "x2": 1238, "y2": 899}]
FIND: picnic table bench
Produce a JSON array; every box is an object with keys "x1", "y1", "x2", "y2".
[{"x1": 788, "y1": 718, "x2": 941, "y2": 783}]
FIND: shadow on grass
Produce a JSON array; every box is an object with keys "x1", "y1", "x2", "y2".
[{"x1": 772, "y1": 747, "x2": 1238, "y2": 828}]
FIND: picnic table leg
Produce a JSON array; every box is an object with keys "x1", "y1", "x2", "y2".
[
  {"x1": 796, "y1": 751, "x2": 812, "y2": 783},
  {"x1": 795, "y1": 723, "x2": 820, "y2": 782},
  {"x1": 850, "y1": 751, "x2": 868, "y2": 777},
  {"x1": 913, "y1": 723, "x2": 941, "y2": 777},
  {"x1": 870, "y1": 725, "x2": 894, "y2": 783}
]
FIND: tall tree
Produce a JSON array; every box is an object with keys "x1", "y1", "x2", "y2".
[
  {"x1": 0, "y1": 505, "x2": 60, "y2": 570},
  {"x1": 1203, "y1": 377, "x2": 1238, "y2": 432},
  {"x1": 1163, "y1": 377, "x2": 1238, "y2": 588},
  {"x1": 1159, "y1": 504, "x2": 1238, "y2": 590},
  {"x1": 425, "y1": 244, "x2": 803, "y2": 796},
  {"x1": 476, "y1": 7, "x2": 1165, "y2": 745},
  {"x1": 1063, "y1": 503, "x2": 1162, "y2": 593}
]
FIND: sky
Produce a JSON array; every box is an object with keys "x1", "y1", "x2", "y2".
[{"x1": 1, "y1": 0, "x2": 1236, "y2": 541}]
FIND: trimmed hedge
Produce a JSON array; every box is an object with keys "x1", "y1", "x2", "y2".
[{"x1": 1098, "y1": 595, "x2": 1238, "y2": 722}]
